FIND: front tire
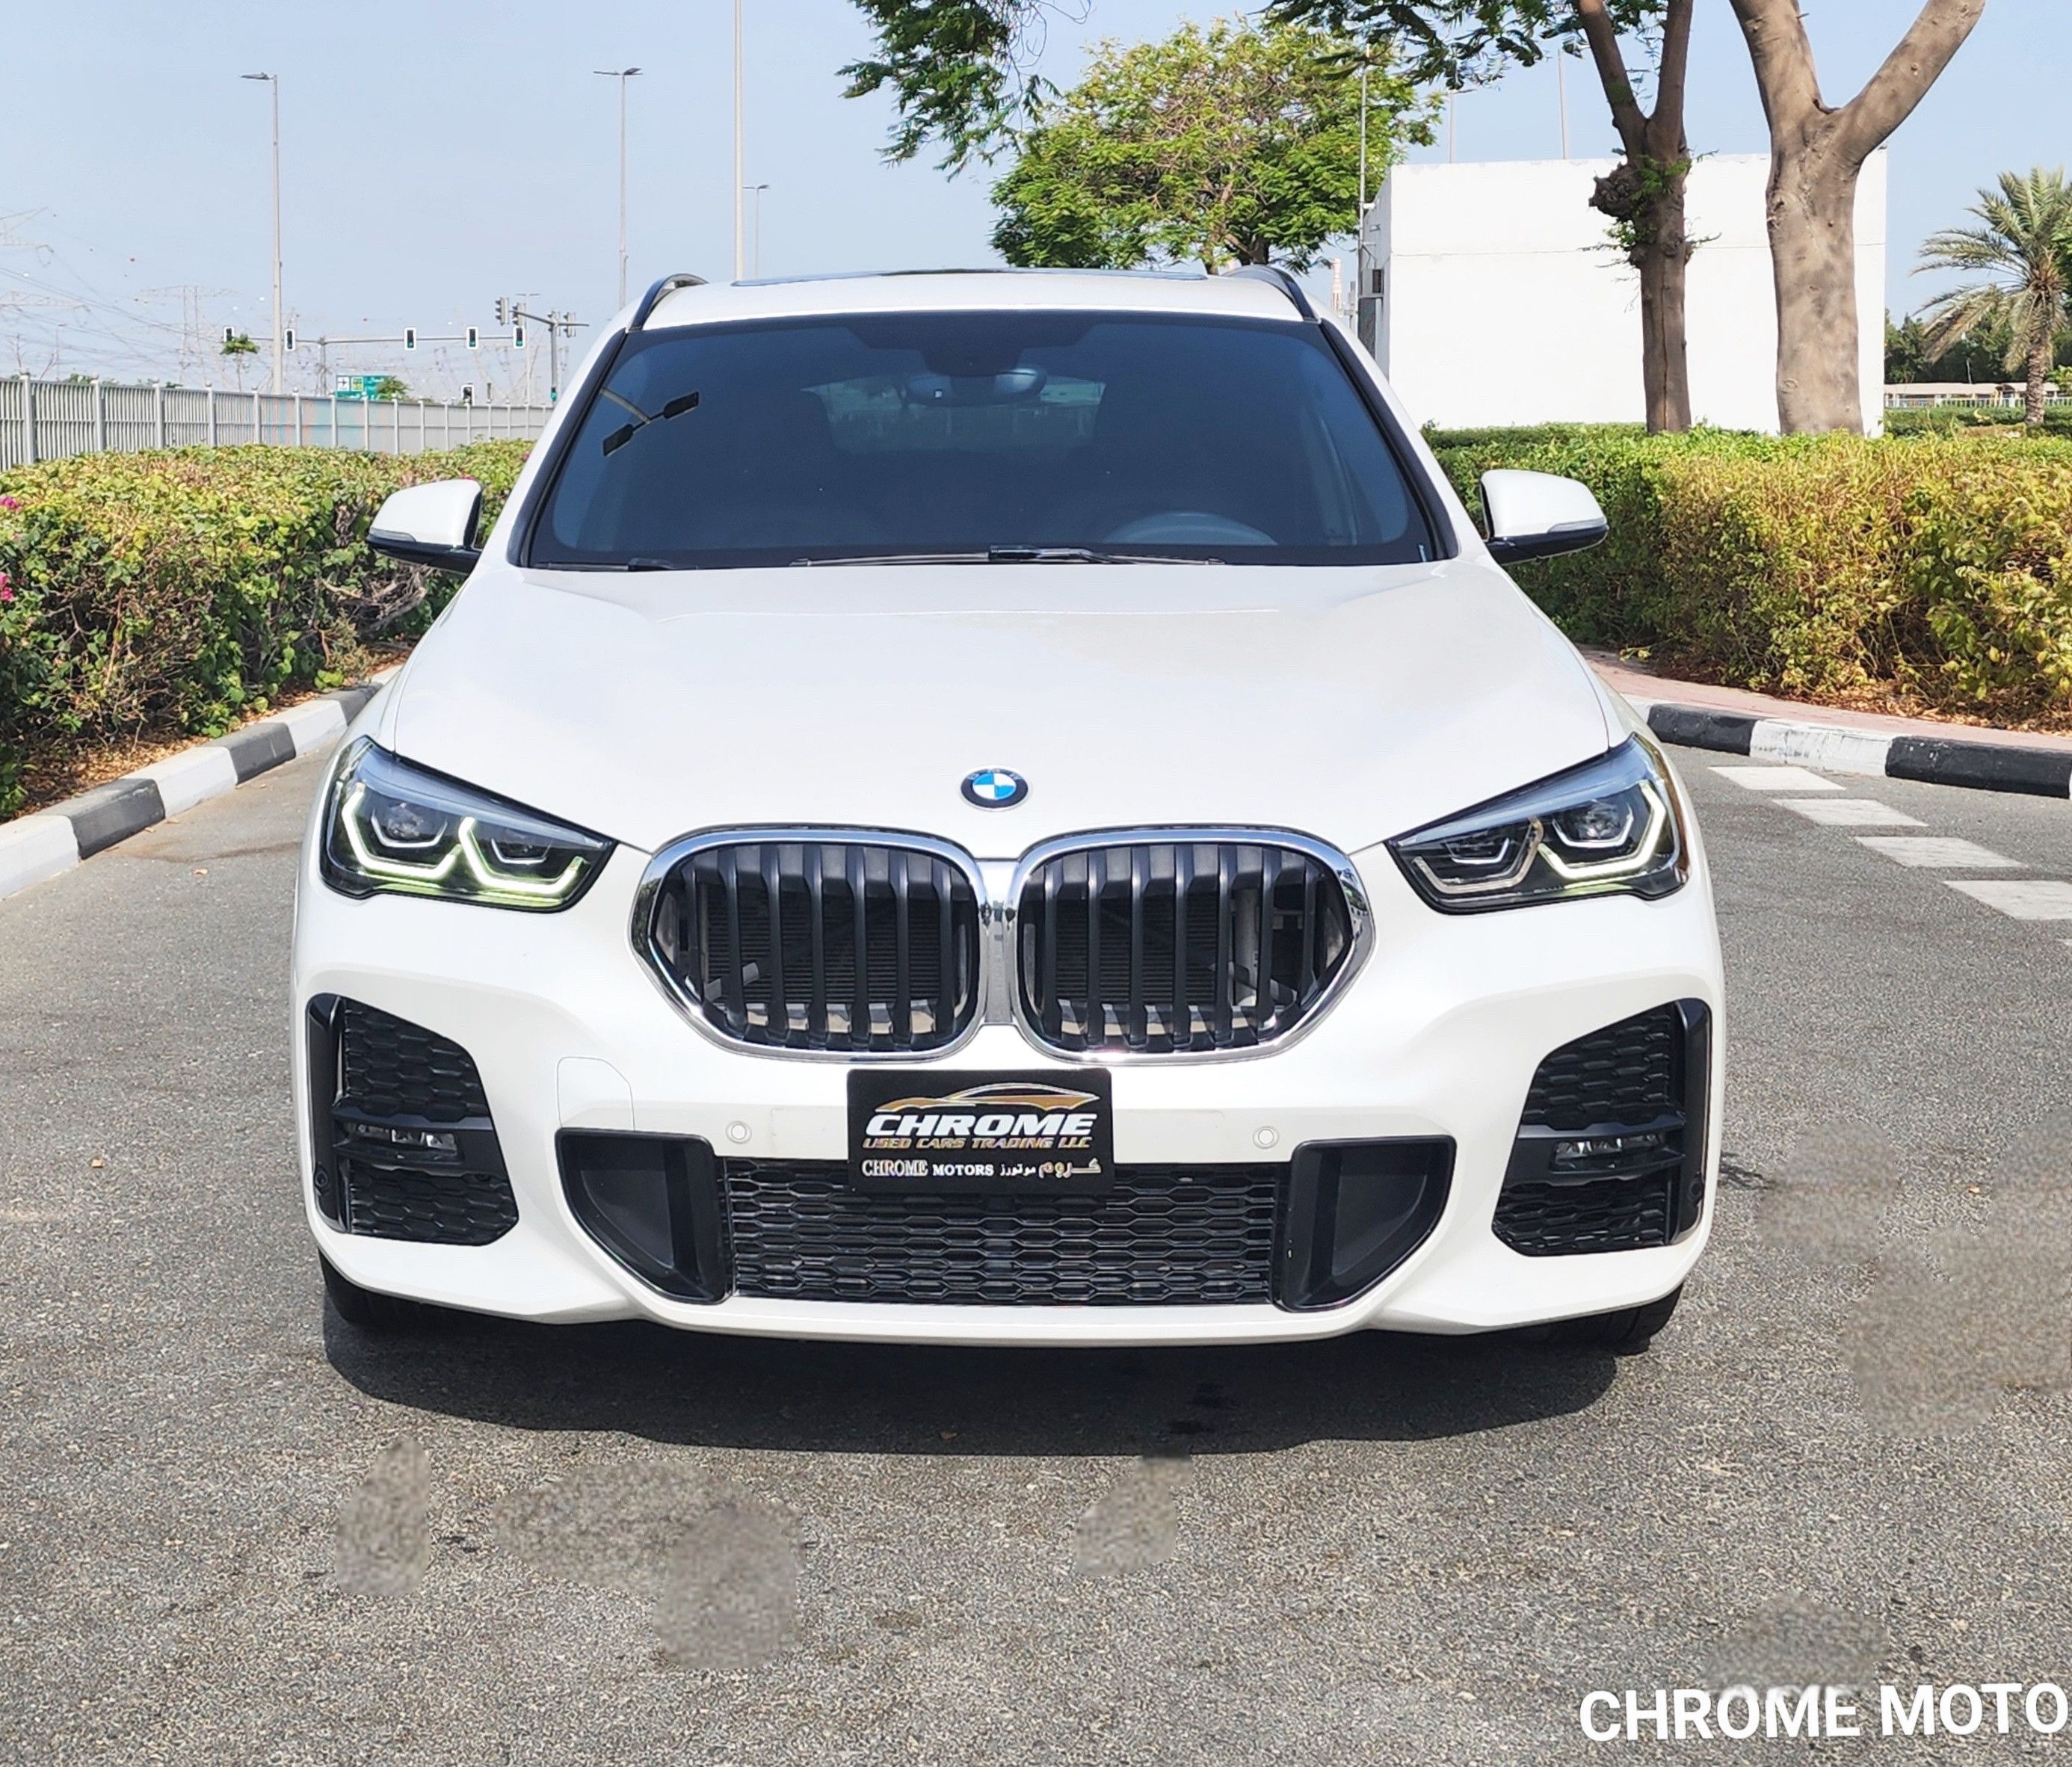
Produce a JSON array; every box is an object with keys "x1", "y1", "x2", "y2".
[
  {"x1": 321, "y1": 1255, "x2": 443, "y2": 1331},
  {"x1": 1545, "y1": 1283, "x2": 1684, "y2": 1351}
]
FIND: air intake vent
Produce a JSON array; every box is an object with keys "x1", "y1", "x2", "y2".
[
  {"x1": 1014, "y1": 836, "x2": 1363, "y2": 1055},
  {"x1": 641, "y1": 836, "x2": 984, "y2": 1055}
]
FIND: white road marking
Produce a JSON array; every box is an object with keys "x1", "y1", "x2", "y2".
[
  {"x1": 1854, "y1": 837, "x2": 2022, "y2": 870},
  {"x1": 1947, "y1": 880, "x2": 2072, "y2": 921},
  {"x1": 1712, "y1": 765, "x2": 1844, "y2": 793},
  {"x1": 1781, "y1": 798, "x2": 1926, "y2": 827}
]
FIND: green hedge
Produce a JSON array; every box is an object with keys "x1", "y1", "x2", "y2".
[
  {"x1": 1884, "y1": 404, "x2": 2072, "y2": 437},
  {"x1": 1427, "y1": 424, "x2": 2072, "y2": 729},
  {"x1": 0, "y1": 441, "x2": 531, "y2": 818}
]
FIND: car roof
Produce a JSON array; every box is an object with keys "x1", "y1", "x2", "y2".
[{"x1": 641, "y1": 268, "x2": 1304, "y2": 329}]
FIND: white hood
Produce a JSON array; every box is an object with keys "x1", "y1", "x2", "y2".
[{"x1": 382, "y1": 558, "x2": 1612, "y2": 860}]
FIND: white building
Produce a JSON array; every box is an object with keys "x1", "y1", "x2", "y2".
[{"x1": 1359, "y1": 153, "x2": 1887, "y2": 434}]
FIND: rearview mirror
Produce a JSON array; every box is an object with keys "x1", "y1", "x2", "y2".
[
  {"x1": 1479, "y1": 469, "x2": 1608, "y2": 564},
  {"x1": 368, "y1": 479, "x2": 484, "y2": 573}
]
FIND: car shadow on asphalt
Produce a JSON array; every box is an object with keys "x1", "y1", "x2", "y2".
[{"x1": 323, "y1": 1311, "x2": 1624, "y2": 1455}]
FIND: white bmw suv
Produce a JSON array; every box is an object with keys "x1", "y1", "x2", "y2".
[{"x1": 297, "y1": 268, "x2": 1723, "y2": 1351}]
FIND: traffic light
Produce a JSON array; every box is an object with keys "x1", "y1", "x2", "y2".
[
  {"x1": 404, "y1": 327, "x2": 417, "y2": 351},
  {"x1": 223, "y1": 325, "x2": 235, "y2": 345},
  {"x1": 466, "y1": 326, "x2": 479, "y2": 350},
  {"x1": 511, "y1": 324, "x2": 525, "y2": 351},
  {"x1": 493, "y1": 297, "x2": 508, "y2": 324},
  {"x1": 284, "y1": 327, "x2": 296, "y2": 351}
]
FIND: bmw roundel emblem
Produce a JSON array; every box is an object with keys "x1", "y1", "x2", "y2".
[{"x1": 962, "y1": 768, "x2": 1029, "y2": 809}]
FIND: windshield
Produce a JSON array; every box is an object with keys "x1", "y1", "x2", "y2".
[{"x1": 527, "y1": 310, "x2": 1438, "y2": 568}]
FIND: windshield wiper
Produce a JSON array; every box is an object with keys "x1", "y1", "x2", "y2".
[
  {"x1": 792, "y1": 546, "x2": 1221, "y2": 567},
  {"x1": 984, "y1": 546, "x2": 1220, "y2": 566}
]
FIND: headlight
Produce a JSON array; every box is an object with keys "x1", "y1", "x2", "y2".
[
  {"x1": 1388, "y1": 736, "x2": 1687, "y2": 912},
  {"x1": 321, "y1": 739, "x2": 612, "y2": 910}
]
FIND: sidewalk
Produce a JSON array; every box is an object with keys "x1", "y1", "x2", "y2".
[{"x1": 1585, "y1": 649, "x2": 2072, "y2": 799}]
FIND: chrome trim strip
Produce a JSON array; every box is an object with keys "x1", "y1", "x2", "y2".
[
  {"x1": 631, "y1": 823, "x2": 1372, "y2": 1066},
  {"x1": 630, "y1": 826, "x2": 990, "y2": 1064},
  {"x1": 1005, "y1": 826, "x2": 1374, "y2": 1067}
]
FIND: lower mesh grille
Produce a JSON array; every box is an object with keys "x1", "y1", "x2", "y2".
[
  {"x1": 1493, "y1": 1173, "x2": 1674, "y2": 1256},
  {"x1": 334, "y1": 1159, "x2": 519, "y2": 1245},
  {"x1": 724, "y1": 1162, "x2": 1280, "y2": 1305},
  {"x1": 1520, "y1": 1004, "x2": 1680, "y2": 1132},
  {"x1": 1498, "y1": 1000, "x2": 1709, "y2": 1258},
  {"x1": 309, "y1": 995, "x2": 516, "y2": 1248},
  {"x1": 339, "y1": 999, "x2": 491, "y2": 1122}
]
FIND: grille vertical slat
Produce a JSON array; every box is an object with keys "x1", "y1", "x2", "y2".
[
  {"x1": 1016, "y1": 835, "x2": 1359, "y2": 1057},
  {"x1": 644, "y1": 837, "x2": 981, "y2": 1055},
  {"x1": 805, "y1": 844, "x2": 827, "y2": 1042}
]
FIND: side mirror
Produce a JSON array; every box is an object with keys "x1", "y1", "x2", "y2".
[
  {"x1": 1479, "y1": 469, "x2": 1608, "y2": 564},
  {"x1": 368, "y1": 479, "x2": 484, "y2": 573}
]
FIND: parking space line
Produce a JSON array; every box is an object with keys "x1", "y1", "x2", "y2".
[
  {"x1": 1781, "y1": 799, "x2": 1927, "y2": 828},
  {"x1": 1711, "y1": 765, "x2": 1845, "y2": 793},
  {"x1": 1854, "y1": 837, "x2": 2023, "y2": 870},
  {"x1": 1947, "y1": 880, "x2": 2072, "y2": 921}
]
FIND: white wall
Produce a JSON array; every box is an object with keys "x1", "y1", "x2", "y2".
[{"x1": 1364, "y1": 153, "x2": 1887, "y2": 434}]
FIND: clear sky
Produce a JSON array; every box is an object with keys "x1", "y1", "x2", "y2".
[{"x1": 6, "y1": 1, "x2": 2059, "y2": 398}]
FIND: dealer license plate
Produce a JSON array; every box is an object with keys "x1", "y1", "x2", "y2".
[{"x1": 846, "y1": 1069, "x2": 1115, "y2": 1192}]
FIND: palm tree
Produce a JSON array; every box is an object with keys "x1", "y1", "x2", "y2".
[{"x1": 1915, "y1": 167, "x2": 2072, "y2": 425}]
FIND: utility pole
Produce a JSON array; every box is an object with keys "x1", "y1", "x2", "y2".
[
  {"x1": 732, "y1": 0, "x2": 745, "y2": 281},
  {"x1": 241, "y1": 73, "x2": 283, "y2": 393},
  {"x1": 1557, "y1": 41, "x2": 1571, "y2": 158},
  {"x1": 593, "y1": 67, "x2": 642, "y2": 309},
  {"x1": 744, "y1": 182, "x2": 770, "y2": 278}
]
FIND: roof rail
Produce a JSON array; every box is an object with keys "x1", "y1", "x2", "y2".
[
  {"x1": 629, "y1": 271, "x2": 709, "y2": 332},
  {"x1": 1227, "y1": 263, "x2": 1315, "y2": 321}
]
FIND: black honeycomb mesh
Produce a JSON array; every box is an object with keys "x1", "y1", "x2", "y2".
[
  {"x1": 1520, "y1": 1005, "x2": 1680, "y2": 1132},
  {"x1": 335, "y1": 1159, "x2": 519, "y2": 1246},
  {"x1": 339, "y1": 999, "x2": 491, "y2": 1122},
  {"x1": 1493, "y1": 1174, "x2": 1673, "y2": 1256},
  {"x1": 724, "y1": 1162, "x2": 1280, "y2": 1305}
]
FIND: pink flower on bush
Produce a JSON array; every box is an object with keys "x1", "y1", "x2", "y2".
[
  {"x1": 0, "y1": 496, "x2": 19, "y2": 512},
  {"x1": 0, "y1": 570, "x2": 13, "y2": 603}
]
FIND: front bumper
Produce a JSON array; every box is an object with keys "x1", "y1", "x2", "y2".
[{"x1": 293, "y1": 804, "x2": 1724, "y2": 1346}]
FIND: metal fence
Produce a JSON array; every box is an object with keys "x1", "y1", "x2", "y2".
[{"x1": 0, "y1": 374, "x2": 549, "y2": 472}]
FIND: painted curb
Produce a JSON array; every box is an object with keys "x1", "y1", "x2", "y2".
[
  {"x1": 1630, "y1": 700, "x2": 2072, "y2": 801},
  {"x1": 0, "y1": 679, "x2": 383, "y2": 902}
]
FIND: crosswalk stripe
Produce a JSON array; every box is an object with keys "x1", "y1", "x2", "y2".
[{"x1": 1854, "y1": 837, "x2": 2022, "y2": 870}]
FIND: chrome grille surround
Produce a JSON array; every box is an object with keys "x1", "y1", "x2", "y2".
[
  {"x1": 633, "y1": 824, "x2": 1370, "y2": 1063},
  {"x1": 1008, "y1": 828, "x2": 1372, "y2": 1064},
  {"x1": 634, "y1": 829, "x2": 987, "y2": 1061}
]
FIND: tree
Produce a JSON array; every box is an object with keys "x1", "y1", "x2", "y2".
[
  {"x1": 1726, "y1": 0, "x2": 1986, "y2": 435},
  {"x1": 371, "y1": 375, "x2": 410, "y2": 402},
  {"x1": 844, "y1": 1, "x2": 1703, "y2": 432},
  {"x1": 220, "y1": 330, "x2": 258, "y2": 392},
  {"x1": 1914, "y1": 168, "x2": 2072, "y2": 425},
  {"x1": 1286, "y1": 1, "x2": 1694, "y2": 431},
  {"x1": 991, "y1": 21, "x2": 1429, "y2": 274}
]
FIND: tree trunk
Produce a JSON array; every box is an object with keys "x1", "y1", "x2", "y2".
[
  {"x1": 1639, "y1": 226, "x2": 1693, "y2": 434},
  {"x1": 1766, "y1": 150, "x2": 1866, "y2": 434},
  {"x1": 2027, "y1": 336, "x2": 2053, "y2": 426},
  {"x1": 1729, "y1": 0, "x2": 1986, "y2": 435}
]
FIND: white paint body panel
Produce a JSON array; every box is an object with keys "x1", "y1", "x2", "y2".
[{"x1": 296, "y1": 272, "x2": 1725, "y2": 1343}]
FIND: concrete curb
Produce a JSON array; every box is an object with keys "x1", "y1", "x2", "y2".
[
  {"x1": 1632, "y1": 699, "x2": 2072, "y2": 800},
  {"x1": 0, "y1": 679, "x2": 383, "y2": 901}
]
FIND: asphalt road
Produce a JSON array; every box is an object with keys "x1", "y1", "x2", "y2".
[{"x1": 4, "y1": 747, "x2": 2071, "y2": 1764}]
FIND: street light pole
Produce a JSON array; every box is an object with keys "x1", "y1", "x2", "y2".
[
  {"x1": 732, "y1": 0, "x2": 745, "y2": 281},
  {"x1": 593, "y1": 67, "x2": 643, "y2": 309},
  {"x1": 241, "y1": 73, "x2": 283, "y2": 395},
  {"x1": 744, "y1": 182, "x2": 770, "y2": 279}
]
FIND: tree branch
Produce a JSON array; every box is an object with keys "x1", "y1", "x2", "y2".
[
  {"x1": 1649, "y1": 0, "x2": 1695, "y2": 151},
  {"x1": 1832, "y1": 0, "x2": 1987, "y2": 164},
  {"x1": 1724, "y1": 0, "x2": 1824, "y2": 137},
  {"x1": 1573, "y1": 0, "x2": 1647, "y2": 156}
]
